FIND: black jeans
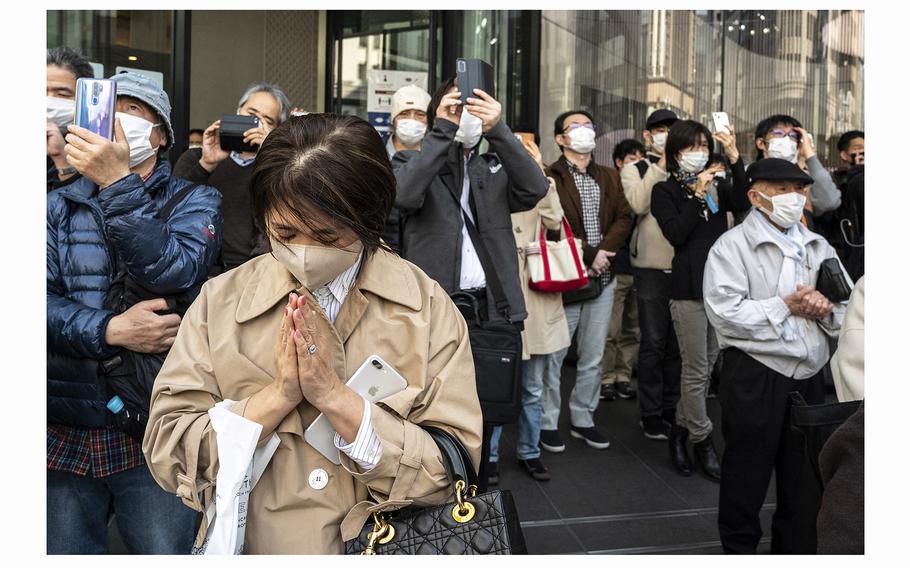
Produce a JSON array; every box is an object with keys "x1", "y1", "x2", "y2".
[
  {"x1": 633, "y1": 268, "x2": 681, "y2": 418},
  {"x1": 717, "y1": 348, "x2": 825, "y2": 554}
]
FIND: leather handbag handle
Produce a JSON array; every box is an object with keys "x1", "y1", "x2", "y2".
[{"x1": 423, "y1": 426, "x2": 478, "y2": 490}]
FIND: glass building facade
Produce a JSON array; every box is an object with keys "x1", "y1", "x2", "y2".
[{"x1": 48, "y1": 10, "x2": 863, "y2": 167}]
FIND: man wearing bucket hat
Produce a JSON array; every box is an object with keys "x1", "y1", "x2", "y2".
[
  {"x1": 47, "y1": 71, "x2": 223, "y2": 553},
  {"x1": 703, "y1": 158, "x2": 851, "y2": 554}
]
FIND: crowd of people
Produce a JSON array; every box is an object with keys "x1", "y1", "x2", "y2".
[{"x1": 46, "y1": 45, "x2": 865, "y2": 555}]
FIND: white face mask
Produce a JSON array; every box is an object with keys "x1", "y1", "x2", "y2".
[
  {"x1": 454, "y1": 110, "x2": 483, "y2": 149},
  {"x1": 395, "y1": 118, "x2": 427, "y2": 147},
  {"x1": 679, "y1": 151, "x2": 709, "y2": 174},
  {"x1": 188, "y1": 142, "x2": 202, "y2": 149},
  {"x1": 758, "y1": 191, "x2": 807, "y2": 228},
  {"x1": 116, "y1": 112, "x2": 161, "y2": 168},
  {"x1": 651, "y1": 131, "x2": 668, "y2": 154},
  {"x1": 47, "y1": 96, "x2": 75, "y2": 129},
  {"x1": 566, "y1": 126, "x2": 596, "y2": 154},
  {"x1": 766, "y1": 137, "x2": 799, "y2": 163},
  {"x1": 269, "y1": 238, "x2": 363, "y2": 291}
]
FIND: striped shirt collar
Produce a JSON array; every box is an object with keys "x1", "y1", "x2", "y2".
[{"x1": 311, "y1": 252, "x2": 365, "y2": 323}]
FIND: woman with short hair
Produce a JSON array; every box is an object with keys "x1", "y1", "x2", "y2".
[{"x1": 143, "y1": 113, "x2": 483, "y2": 554}]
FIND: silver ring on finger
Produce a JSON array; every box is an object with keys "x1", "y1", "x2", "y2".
[{"x1": 307, "y1": 343, "x2": 317, "y2": 355}]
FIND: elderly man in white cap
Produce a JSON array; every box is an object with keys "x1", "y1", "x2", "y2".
[{"x1": 386, "y1": 83, "x2": 431, "y2": 158}]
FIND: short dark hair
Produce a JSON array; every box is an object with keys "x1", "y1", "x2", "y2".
[
  {"x1": 189, "y1": 129, "x2": 204, "y2": 136},
  {"x1": 553, "y1": 110, "x2": 596, "y2": 153},
  {"x1": 754, "y1": 114, "x2": 802, "y2": 141},
  {"x1": 250, "y1": 114, "x2": 395, "y2": 256},
  {"x1": 837, "y1": 130, "x2": 864, "y2": 152},
  {"x1": 665, "y1": 120, "x2": 712, "y2": 173},
  {"x1": 707, "y1": 152, "x2": 727, "y2": 169},
  {"x1": 427, "y1": 76, "x2": 457, "y2": 124},
  {"x1": 612, "y1": 139, "x2": 646, "y2": 168},
  {"x1": 46, "y1": 46, "x2": 94, "y2": 80}
]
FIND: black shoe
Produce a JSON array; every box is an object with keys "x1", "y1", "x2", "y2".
[
  {"x1": 615, "y1": 381, "x2": 637, "y2": 399},
  {"x1": 640, "y1": 415, "x2": 669, "y2": 441},
  {"x1": 693, "y1": 437, "x2": 722, "y2": 482},
  {"x1": 600, "y1": 383, "x2": 617, "y2": 401},
  {"x1": 661, "y1": 408, "x2": 676, "y2": 427},
  {"x1": 569, "y1": 426, "x2": 611, "y2": 449},
  {"x1": 669, "y1": 425, "x2": 694, "y2": 476},
  {"x1": 487, "y1": 461, "x2": 499, "y2": 486},
  {"x1": 539, "y1": 429, "x2": 566, "y2": 453},
  {"x1": 518, "y1": 458, "x2": 551, "y2": 481}
]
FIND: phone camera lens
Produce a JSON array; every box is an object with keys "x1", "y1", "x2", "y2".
[{"x1": 371, "y1": 360, "x2": 383, "y2": 370}]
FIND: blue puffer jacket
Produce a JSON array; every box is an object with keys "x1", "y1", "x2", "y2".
[{"x1": 47, "y1": 161, "x2": 223, "y2": 428}]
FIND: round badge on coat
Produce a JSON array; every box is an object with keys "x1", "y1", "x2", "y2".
[{"x1": 309, "y1": 468, "x2": 329, "y2": 490}]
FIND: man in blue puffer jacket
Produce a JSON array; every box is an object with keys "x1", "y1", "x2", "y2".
[{"x1": 47, "y1": 72, "x2": 223, "y2": 554}]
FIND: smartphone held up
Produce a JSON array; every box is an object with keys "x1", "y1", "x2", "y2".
[{"x1": 74, "y1": 78, "x2": 117, "y2": 140}]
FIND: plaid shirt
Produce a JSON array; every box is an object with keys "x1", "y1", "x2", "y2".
[
  {"x1": 47, "y1": 424, "x2": 145, "y2": 478},
  {"x1": 568, "y1": 161, "x2": 612, "y2": 286}
]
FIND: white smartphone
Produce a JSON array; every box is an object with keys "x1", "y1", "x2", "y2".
[
  {"x1": 712, "y1": 111, "x2": 730, "y2": 135},
  {"x1": 304, "y1": 355, "x2": 408, "y2": 464}
]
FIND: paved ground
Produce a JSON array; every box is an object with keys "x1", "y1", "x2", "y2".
[{"x1": 492, "y1": 365, "x2": 776, "y2": 554}]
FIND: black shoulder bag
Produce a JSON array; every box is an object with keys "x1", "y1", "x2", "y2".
[
  {"x1": 447, "y1": 183, "x2": 523, "y2": 426},
  {"x1": 98, "y1": 183, "x2": 203, "y2": 442},
  {"x1": 345, "y1": 426, "x2": 527, "y2": 555},
  {"x1": 816, "y1": 257, "x2": 852, "y2": 304}
]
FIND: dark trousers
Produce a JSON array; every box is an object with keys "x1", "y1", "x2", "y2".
[
  {"x1": 717, "y1": 348, "x2": 825, "y2": 554},
  {"x1": 633, "y1": 268, "x2": 681, "y2": 418}
]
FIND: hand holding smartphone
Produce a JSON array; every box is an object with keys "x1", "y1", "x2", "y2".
[
  {"x1": 712, "y1": 111, "x2": 730, "y2": 135},
  {"x1": 456, "y1": 58, "x2": 494, "y2": 104}
]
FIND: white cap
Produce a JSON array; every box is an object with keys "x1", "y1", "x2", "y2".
[{"x1": 391, "y1": 84, "x2": 431, "y2": 122}]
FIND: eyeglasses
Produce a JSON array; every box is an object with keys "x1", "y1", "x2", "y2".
[
  {"x1": 564, "y1": 123, "x2": 596, "y2": 133},
  {"x1": 767, "y1": 129, "x2": 800, "y2": 142}
]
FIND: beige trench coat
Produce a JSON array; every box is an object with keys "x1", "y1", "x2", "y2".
[
  {"x1": 511, "y1": 178, "x2": 571, "y2": 359},
  {"x1": 142, "y1": 248, "x2": 483, "y2": 554}
]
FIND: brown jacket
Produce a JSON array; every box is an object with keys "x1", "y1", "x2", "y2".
[
  {"x1": 142, "y1": 249, "x2": 483, "y2": 554},
  {"x1": 546, "y1": 155, "x2": 635, "y2": 266}
]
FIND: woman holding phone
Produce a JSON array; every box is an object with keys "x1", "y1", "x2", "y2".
[
  {"x1": 650, "y1": 119, "x2": 750, "y2": 481},
  {"x1": 143, "y1": 114, "x2": 483, "y2": 554}
]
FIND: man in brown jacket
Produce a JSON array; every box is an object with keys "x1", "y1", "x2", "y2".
[{"x1": 539, "y1": 110, "x2": 634, "y2": 453}]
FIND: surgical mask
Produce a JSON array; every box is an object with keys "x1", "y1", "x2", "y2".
[
  {"x1": 47, "y1": 96, "x2": 75, "y2": 129},
  {"x1": 566, "y1": 127, "x2": 596, "y2": 154},
  {"x1": 678, "y1": 151, "x2": 709, "y2": 174},
  {"x1": 269, "y1": 238, "x2": 363, "y2": 291},
  {"x1": 651, "y1": 131, "x2": 668, "y2": 154},
  {"x1": 766, "y1": 137, "x2": 798, "y2": 163},
  {"x1": 758, "y1": 192, "x2": 807, "y2": 228},
  {"x1": 116, "y1": 112, "x2": 161, "y2": 168},
  {"x1": 454, "y1": 110, "x2": 483, "y2": 149},
  {"x1": 188, "y1": 142, "x2": 202, "y2": 149},
  {"x1": 395, "y1": 118, "x2": 427, "y2": 147}
]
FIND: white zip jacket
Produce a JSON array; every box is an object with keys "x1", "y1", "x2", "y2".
[{"x1": 703, "y1": 209, "x2": 850, "y2": 379}]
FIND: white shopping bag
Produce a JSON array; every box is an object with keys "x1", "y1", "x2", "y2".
[{"x1": 192, "y1": 400, "x2": 281, "y2": 555}]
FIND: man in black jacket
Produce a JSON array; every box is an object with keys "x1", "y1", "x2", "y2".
[{"x1": 393, "y1": 77, "x2": 549, "y2": 325}]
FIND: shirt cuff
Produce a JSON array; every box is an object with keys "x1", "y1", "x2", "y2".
[{"x1": 334, "y1": 396, "x2": 383, "y2": 471}]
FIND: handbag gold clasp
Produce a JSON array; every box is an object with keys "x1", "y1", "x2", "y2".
[
  {"x1": 451, "y1": 479, "x2": 476, "y2": 523},
  {"x1": 362, "y1": 512, "x2": 395, "y2": 555}
]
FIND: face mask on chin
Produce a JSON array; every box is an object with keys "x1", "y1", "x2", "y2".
[
  {"x1": 766, "y1": 137, "x2": 799, "y2": 163},
  {"x1": 454, "y1": 110, "x2": 483, "y2": 149},
  {"x1": 47, "y1": 96, "x2": 75, "y2": 129},
  {"x1": 269, "y1": 237, "x2": 364, "y2": 291},
  {"x1": 758, "y1": 191, "x2": 807, "y2": 228},
  {"x1": 395, "y1": 118, "x2": 427, "y2": 147},
  {"x1": 116, "y1": 112, "x2": 161, "y2": 168}
]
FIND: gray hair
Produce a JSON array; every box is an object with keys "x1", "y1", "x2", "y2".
[
  {"x1": 47, "y1": 46, "x2": 94, "y2": 80},
  {"x1": 237, "y1": 82, "x2": 293, "y2": 124}
]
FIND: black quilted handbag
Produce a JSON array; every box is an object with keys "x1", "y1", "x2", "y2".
[{"x1": 344, "y1": 426, "x2": 527, "y2": 555}]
